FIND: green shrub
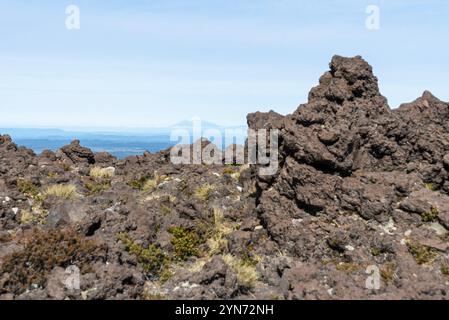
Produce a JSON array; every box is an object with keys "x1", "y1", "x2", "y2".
[
  {"x1": 222, "y1": 167, "x2": 236, "y2": 175},
  {"x1": 128, "y1": 176, "x2": 150, "y2": 190},
  {"x1": 425, "y1": 183, "x2": 437, "y2": 191},
  {"x1": 84, "y1": 181, "x2": 110, "y2": 195},
  {"x1": 407, "y1": 242, "x2": 437, "y2": 265},
  {"x1": 168, "y1": 227, "x2": 201, "y2": 261},
  {"x1": 422, "y1": 206, "x2": 439, "y2": 222},
  {"x1": 440, "y1": 262, "x2": 449, "y2": 277},
  {"x1": 17, "y1": 179, "x2": 40, "y2": 199},
  {"x1": 118, "y1": 233, "x2": 167, "y2": 276}
]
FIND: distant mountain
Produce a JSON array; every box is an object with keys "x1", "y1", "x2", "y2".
[{"x1": 0, "y1": 127, "x2": 171, "y2": 139}]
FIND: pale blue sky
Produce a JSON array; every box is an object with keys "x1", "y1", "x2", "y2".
[{"x1": 0, "y1": 0, "x2": 448, "y2": 128}]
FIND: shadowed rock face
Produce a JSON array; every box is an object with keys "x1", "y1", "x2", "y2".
[
  {"x1": 246, "y1": 56, "x2": 449, "y2": 299},
  {"x1": 250, "y1": 55, "x2": 449, "y2": 232},
  {"x1": 1, "y1": 56, "x2": 449, "y2": 300}
]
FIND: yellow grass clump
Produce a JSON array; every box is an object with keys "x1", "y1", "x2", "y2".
[
  {"x1": 206, "y1": 208, "x2": 237, "y2": 255},
  {"x1": 222, "y1": 254, "x2": 259, "y2": 289},
  {"x1": 43, "y1": 184, "x2": 77, "y2": 200},
  {"x1": 194, "y1": 184, "x2": 215, "y2": 201},
  {"x1": 142, "y1": 172, "x2": 168, "y2": 193},
  {"x1": 89, "y1": 166, "x2": 115, "y2": 180}
]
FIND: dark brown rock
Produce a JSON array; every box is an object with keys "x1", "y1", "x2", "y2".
[
  {"x1": 59, "y1": 140, "x2": 95, "y2": 164},
  {"x1": 1, "y1": 56, "x2": 449, "y2": 300}
]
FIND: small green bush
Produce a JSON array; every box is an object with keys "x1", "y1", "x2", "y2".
[
  {"x1": 84, "y1": 181, "x2": 110, "y2": 195},
  {"x1": 168, "y1": 227, "x2": 201, "y2": 261},
  {"x1": 222, "y1": 167, "x2": 236, "y2": 175},
  {"x1": 17, "y1": 179, "x2": 40, "y2": 199},
  {"x1": 128, "y1": 176, "x2": 150, "y2": 190},
  {"x1": 407, "y1": 242, "x2": 437, "y2": 265},
  {"x1": 425, "y1": 183, "x2": 438, "y2": 191},
  {"x1": 422, "y1": 206, "x2": 439, "y2": 222},
  {"x1": 118, "y1": 233, "x2": 167, "y2": 276},
  {"x1": 440, "y1": 262, "x2": 449, "y2": 277}
]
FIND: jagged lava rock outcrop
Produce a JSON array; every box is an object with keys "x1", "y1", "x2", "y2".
[
  {"x1": 250, "y1": 55, "x2": 449, "y2": 237},
  {"x1": 247, "y1": 56, "x2": 449, "y2": 299}
]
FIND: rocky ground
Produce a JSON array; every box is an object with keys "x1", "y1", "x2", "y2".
[{"x1": 1, "y1": 55, "x2": 449, "y2": 300}]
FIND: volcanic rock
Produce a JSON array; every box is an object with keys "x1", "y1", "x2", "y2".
[{"x1": 1, "y1": 55, "x2": 449, "y2": 300}]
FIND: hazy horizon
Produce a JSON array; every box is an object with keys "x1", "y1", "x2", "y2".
[{"x1": 0, "y1": 119, "x2": 248, "y2": 158}]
